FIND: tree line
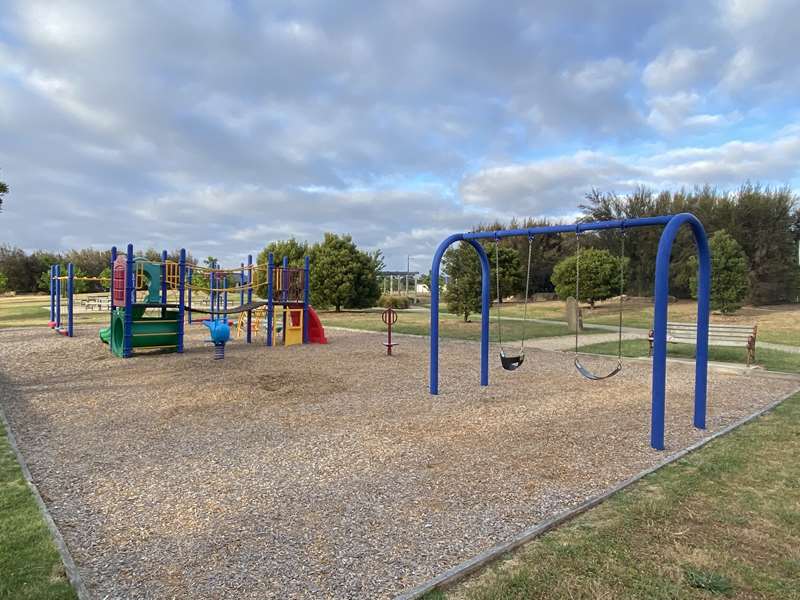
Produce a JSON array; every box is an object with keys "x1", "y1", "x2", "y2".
[
  {"x1": 443, "y1": 184, "x2": 800, "y2": 320},
  {"x1": 0, "y1": 247, "x2": 196, "y2": 295},
  {"x1": 0, "y1": 234, "x2": 384, "y2": 312}
]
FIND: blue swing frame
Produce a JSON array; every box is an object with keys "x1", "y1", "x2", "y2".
[{"x1": 428, "y1": 213, "x2": 711, "y2": 451}]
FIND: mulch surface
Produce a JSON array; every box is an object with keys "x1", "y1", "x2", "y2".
[{"x1": 1, "y1": 326, "x2": 797, "y2": 599}]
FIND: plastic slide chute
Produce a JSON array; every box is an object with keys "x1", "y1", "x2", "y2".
[{"x1": 307, "y1": 307, "x2": 327, "y2": 344}]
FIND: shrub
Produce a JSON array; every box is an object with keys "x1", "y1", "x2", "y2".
[
  {"x1": 551, "y1": 248, "x2": 627, "y2": 307},
  {"x1": 690, "y1": 229, "x2": 749, "y2": 314},
  {"x1": 378, "y1": 295, "x2": 410, "y2": 309}
]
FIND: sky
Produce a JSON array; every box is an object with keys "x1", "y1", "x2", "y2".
[{"x1": 0, "y1": 1, "x2": 799, "y2": 271}]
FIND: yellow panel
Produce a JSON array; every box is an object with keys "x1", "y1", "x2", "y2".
[{"x1": 284, "y1": 308, "x2": 303, "y2": 346}]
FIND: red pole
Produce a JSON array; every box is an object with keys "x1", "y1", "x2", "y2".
[{"x1": 382, "y1": 308, "x2": 398, "y2": 356}]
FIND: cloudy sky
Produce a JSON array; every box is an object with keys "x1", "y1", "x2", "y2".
[{"x1": 1, "y1": 1, "x2": 798, "y2": 270}]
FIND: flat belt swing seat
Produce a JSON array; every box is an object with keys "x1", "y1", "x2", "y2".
[{"x1": 572, "y1": 226, "x2": 626, "y2": 381}]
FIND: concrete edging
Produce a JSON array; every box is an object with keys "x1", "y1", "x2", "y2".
[
  {"x1": 394, "y1": 384, "x2": 800, "y2": 600},
  {"x1": 0, "y1": 406, "x2": 92, "y2": 600}
]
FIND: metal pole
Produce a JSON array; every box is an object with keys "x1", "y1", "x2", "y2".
[
  {"x1": 161, "y1": 249, "x2": 168, "y2": 305},
  {"x1": 267, "y1": 253, "x2": 274, "y2": 347},
  {"x1": 246, "y1": 254, "x2": 253, "y2": 344},
  {"x1": 109, "y1": 247, "x2": 117, "y2": 344},
  {"x1": 177, "y1": 249, "x2": 186, "y2": 353},
  {"x1": 430, "y1": 235, "x2": 491, "y2": 394},
  {"x1": 123, "y1": 244, "x2": 134, "y2": 358},
  {"x1": 187, "y1": 267, "x2": 193, "y2": 324},
  {"x1": 240, "y1": 262, "x2": 245, "y2": 307},
  {"x1": 55, "y1": 263, "x2": 61, "y2": 330},
  {"x1": 67, "y1": 263, "x2": 74, "y2": 337},
  {"x1": 649, "y1": 214, "x2": 710, "y2": 449},
  {"x1": 282, "y1": 256, "x2": 289, "y2": 344},
  {"x1": 303, "y1": 255, "x2": 310, "y2": 344},
  {"x1": 48, "y1": 264, "x2": 55, "y2": 325},
  {"x1": 223, "y1": 275, "x2": 228, "y2": 321}
]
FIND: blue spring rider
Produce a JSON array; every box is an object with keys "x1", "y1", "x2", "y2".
[{"x1": 203, "y1": 319, "x2": 231, "y2": 360}]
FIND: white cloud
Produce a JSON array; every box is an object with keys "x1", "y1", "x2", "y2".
[
  {"x1": 643, "y1": 47, "x2": 717, "y2": 91},
  {"x1": 0, "y1": 0, "x2": 798, "y2": 271},
  {"x1": 459, "y1": 128, "x2": 800, "y2": 217}
]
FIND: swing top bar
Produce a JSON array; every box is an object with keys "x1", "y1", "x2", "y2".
[{"x1": 460, "y1": 216, "x2": 672, "y2": 241}]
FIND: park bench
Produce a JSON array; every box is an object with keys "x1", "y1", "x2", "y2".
[
  {"x1": 648, "y1": 322, "x2": 758, "y2": 366},
  {"x1": 82, "y1": 296, "x2": 110, "y2": 311}
]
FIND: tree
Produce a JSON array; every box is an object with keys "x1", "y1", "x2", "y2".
[
  {"x1": 309, "y1": 233, "x2": 382, "y2": 311},
  {"x1": 580, "y1": 184, "x2": 799, "y2": 304},
  {"x1": 551, "y1": 248, "x2": 626, "y2": 307},
  {"x1": 64, "y1": 248, "x2": 111, "y2": 277},
  {"x1": 99, "y1": 266, "x2": 112, "y2": 291},
  {"x1": 0, "y1": 272, "x2": 7, "y2": 293},
  {"x1": 689, "y1": 230, "x2": 749, "y2": 314},
  {"x1": 0, "y1": 174, "x2": 8, "y2": 212},
  {"x1": 37, "y1": 264, "x2": 91, "y2": 294},
  {"x1": 490, "y1": 242, "x2": 523, "y2": 301},
  {"x1": 255, "y1": 238, "x2": 309, "y2": 297},
  {"x1": 443, "y1": 242, "x2": 483, "y2": 321}
]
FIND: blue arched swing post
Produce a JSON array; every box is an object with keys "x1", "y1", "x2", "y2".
[{"x1": 429, "y1": 213, "x2": 711, "y2": 451}]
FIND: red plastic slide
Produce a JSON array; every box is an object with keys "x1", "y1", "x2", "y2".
[{"x1": 307, "y1": 307, "x2": 328, "y2": 344}]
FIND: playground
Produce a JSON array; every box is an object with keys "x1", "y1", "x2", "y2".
[{"x1": 1, "y1": 321, "x2": 797, "y2": 598}]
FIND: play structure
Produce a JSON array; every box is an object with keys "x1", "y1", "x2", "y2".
[
  {"x1": 47, "y1": 264, "x2": 110, "y2": 337},
  {"x1": 429, "y1": 213, "x2": 711, "y2": 451},
  {"x1": 49, "y1": 245, "x2": 327, "y2": 358}
]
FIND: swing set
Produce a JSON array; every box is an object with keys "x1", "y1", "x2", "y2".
[
  {"x1": 430, "y1": 213, "x2": 711, "y2": 450},
  {"x1": 493, "y1": 228, "x2": 626, "y2": 379}
]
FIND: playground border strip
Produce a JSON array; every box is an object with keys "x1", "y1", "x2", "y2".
[
  {"x1": 394, "y1": 384, "x2": 800, "y2": 600},
  {"x1": 0, "y1": 405, "x2": 92, "y2": 600}
]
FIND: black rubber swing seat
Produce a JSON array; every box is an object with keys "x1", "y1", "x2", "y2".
[{"x1": 500, "y1": 351, "x2": 525, "y2": 371}]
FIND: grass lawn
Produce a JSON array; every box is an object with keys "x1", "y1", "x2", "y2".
[
  {"x1": 428, "y1": 392, "x2": 800, "y2": 600},
  {"x1": 0, "y1": 427, "x2": 77, "y2": 600},
  {"x1": 496, "y1": 299, "x2": 800, "y2": 347},
  {"x1": 578, "y1": 339, "x2": 800, "y2": 374},
  {"x1": 0, "y1": 294, "x2": 109, "y2": 329},
  {"x1": 320, "y1": 308, "x2": 599, "y2": 342}
]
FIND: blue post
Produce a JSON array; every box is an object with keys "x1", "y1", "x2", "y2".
[
  {"x1": 161, "y1": 249, "x2": 168, "y2": 305},
  {"x1": 267, "y1": 253, "x2": 274, "y2": 347},
  {"x1": 223, "y1": 275, "x2": 228, "y2": 321},
  {"x1": 429, "y1": 235, "x2": 491, "y2": 394},
  {"x1": 303, "y1": 255, "x2": 310, "y2": 344},
  {"x1": 123, "y1": 243, "x2": 134, "y2": 358},
  {"x1": 67, "y1": 263, "x2": 74, "y2": 337},
  {"x1": 55, "y1": 264, "x2": 61, "y2": 330},
  {"x1": 282, "y1": 256, "x2": 289, "y2": 344},
  {"x1": 210, "y1": 266, "x2": 215, "y2": 321},
  {"x1": 187, "y1": 267, "x2": 193, "y2": 324},
  {"x1": 177, "y1": 249, "x2": 186, "y2": 353},
  {"x1": 246, "y1": 254, "x2": 253, "y2": 344},
  {"x1": 110, "y1": 247, "x2": 117, "y2": 343},
  {"x1": 49, "y1": 264, "x2": 55, "y2": 325},
  {"x1": 651, "y1": 213, "x2": 710, "y2": 450}
]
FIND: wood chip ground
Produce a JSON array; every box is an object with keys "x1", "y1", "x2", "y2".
[{"x1": 0, "y1": 326, "x2": 797, "y2": 599}]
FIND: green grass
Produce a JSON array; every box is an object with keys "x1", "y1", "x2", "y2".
[
  {"x1": 578, "y1": 339, "x2": 800, "y2": 374},
  {"x1": 0, "y1": 426, "x2": 77, "y2": 599},
  {"x1": 0, "y1": 295, "x2": 108, "y2": 329},
  {"x1": 494, "y1": 300, "x2": 800, "y2": 347},
  {"x1": 432, "y1": 393, "x2": 800, "y2": 600},
  {"x1": 320, "y1": 309, "x2": 598, "y2": 342}
]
